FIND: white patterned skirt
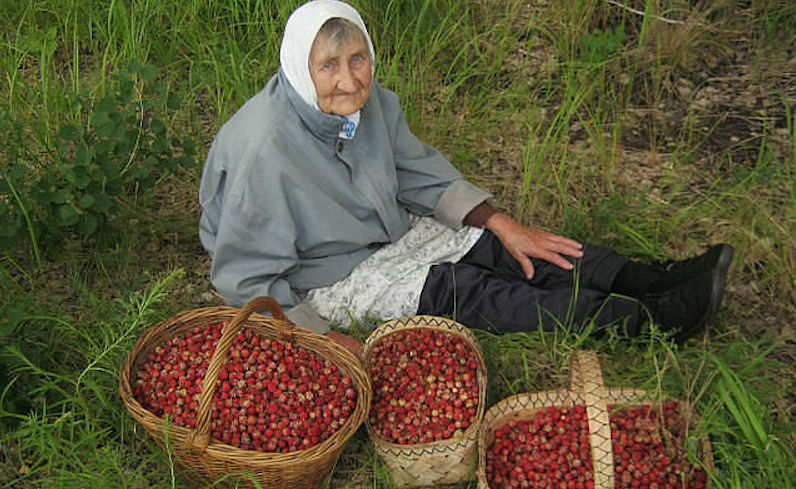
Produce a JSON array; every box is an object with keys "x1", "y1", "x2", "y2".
[{"x1": 305, "y1": 217, "x2": 483, "y2": 328}]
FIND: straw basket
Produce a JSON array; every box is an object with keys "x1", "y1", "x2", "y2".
[
  {"x1": 363, "y1": 315, "x2": 488, "y2": 488},
  {"x1": 477, "y1": 350, "x2": 714, "y2": 489},
  {"x1": 119, "y1": 296, "x2": 371, "y2": 489}
]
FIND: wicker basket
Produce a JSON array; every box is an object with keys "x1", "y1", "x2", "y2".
[
  {"x1": 363, "y1": 315, "x2": 488, "y2": 488},
  {"x1": 476, "y1": 350, "x2": 714, "y2": 489},
  {"x1": 119, "y1": 296, "x2": 371, "y2": 489}
]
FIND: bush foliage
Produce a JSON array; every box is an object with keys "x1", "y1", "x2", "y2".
[{"x1": 0, "y1": 63, "x2": 195, "y2": 251}]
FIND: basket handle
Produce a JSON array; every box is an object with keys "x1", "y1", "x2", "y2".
[
  {"x1": 185, "y1": 296, "x2": 294, "y2": 451},
  {"x1": 569, "y1": 350, "x2": 615, "y2": 489}
]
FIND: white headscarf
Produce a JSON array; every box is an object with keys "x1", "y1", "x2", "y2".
[{"x1": 280, "y1": 0, "x2": 375, "y2": 112}]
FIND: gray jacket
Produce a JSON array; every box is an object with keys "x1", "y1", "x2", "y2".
[{"x1": 199, "y1": 69, "x2": 490, "y2": 328}]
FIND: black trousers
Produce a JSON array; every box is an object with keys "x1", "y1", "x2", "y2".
[{"x1": 417, "y1": 231, "x2": 645, "y2": 335}]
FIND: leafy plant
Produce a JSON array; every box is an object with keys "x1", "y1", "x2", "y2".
[
  {"x1": 0, "y1": 63, "x2": 196, "y2": 252},
  {"x1": 578, "y1": 25, "x2": 628, "y2": 65}
]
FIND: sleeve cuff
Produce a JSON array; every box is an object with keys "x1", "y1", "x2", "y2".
[
  {"x1": 433, "y1": 179, "x2": 493, "y2": 230},
  {"x1": 286, "y1": 302, "x2": 331, "y2": 334},
  {"x1": 463, "y1": 201, "x2": 498, "y2": 228}
]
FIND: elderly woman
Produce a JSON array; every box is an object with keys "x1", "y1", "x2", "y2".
[{"x1": 199, "y1": 0, "x2": 733, "y2": 355}]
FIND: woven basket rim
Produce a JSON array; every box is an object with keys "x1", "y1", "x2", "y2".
[
  {"x1": 363, "y1": 315, "x2": 480, "y2": 351},
  {"x1": 119, "y1": 301, "x2": 372, "y2": 467}
]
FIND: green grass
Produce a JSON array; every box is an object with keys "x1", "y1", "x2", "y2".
[{"x1": 1, "y1": 0, "x2": 794, "y2": 488}]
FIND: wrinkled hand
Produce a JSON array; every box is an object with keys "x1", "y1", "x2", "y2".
[
  {"x1": 326, "y1": 330, "x2": 364, "y2": 360},
  {"x1": 485, "y1": 212, "x2": 583, "y2": 279}
]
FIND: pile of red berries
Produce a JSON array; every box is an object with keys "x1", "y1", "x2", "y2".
[
  {"x1": 485, "y1": 402, "x2": 709, "y2": 489},
  {"x1": 133, "y1": 322, "x2": 357, "y2": 453},
  {"x1": 609, "y1": 402, "x2": 708, "y2": 489},
  {"x1": 367, "y1": 328, "x2": 481, "y2": 444},
  {"x1": 485, "y1": 405, "x2": 595, "y2": 489}
]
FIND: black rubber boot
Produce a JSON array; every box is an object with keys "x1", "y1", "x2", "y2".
[
  {"x1": 641, "y1": 260, "x2": 730, "y2": 342},
  {"x1": 649, "y1": 244, "x2": 734, "y2": 293},
  {"x1": 611, "y1": 244, "x2": 734, "y2": 299}
]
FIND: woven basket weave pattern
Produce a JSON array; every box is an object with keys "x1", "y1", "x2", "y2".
[
  {"x1": 119, "y1": 297, "x2": 371, "y2": 489},
  {"x1": 363, "y1": 315, "x2": 488, "y2": 488}
]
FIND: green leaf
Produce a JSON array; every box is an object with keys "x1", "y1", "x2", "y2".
[
  {"x1": 59, "y1": 165, "x2": 76, "y2": 183},
  {"x1": 94, "y1": 110, "x2": 116, "y2": 138},
  {"x1": 102, "y1": 160, "x2": 122, "y2": 180},
  {"x1": 113, "y1": 122, "x2": 130, "y2": 141},
  {"x1": 51, "y1": 188, "x2": 70, "y2": 204},
  {"x1": 94, "y1": 193, "x2": 114, "y2": 212},
  {"x1": 78, "y1": 213, "x2": 99, "y2": 236},
  {"x1": 88, "y1": 164, "x2": 105, "y2": 180},
  {"x1": 78, "y1": 194, "x2": 95, "y2": 209},
  {"x1": 95, "y1": 140, "x2": 115, "y2": 157},
  {"x1": 150, "y1": 118, "x2": 166, "y2": 136},
  {"x1": 152, "y1": 134, "x2": 169, "y2": 153},
  {"x1": 95, "y1": 96, "x2": 117, "y2": 114},
  {"x1": 125, "y1": 166, "x2": 144, "y2": 183},
  {"x1": 74, "y1": 143, "x2": 93, "y2": 166},
  {"x1": 139, "y1": 64, "x2": 159, "y2": 82},
  {"x1": 58, "y1": 124, "x2": 83, "y2": 141},
  {"x1": 42, "y1": 26, "x2": 58, "y2": 57},
  {"x1": 127, "y1": 61, "x2": 141, "y2": 75},
  {"x1": 118, "y1": 79, "x2": 134, "y2": 103},
  {"x1": 74, "y1": 169, "x2": 91, "y2": 189},
  {"x1": 58, "y1": 204, "x2": 79, "y2": 226},
  {"x1": 165, "y1": 92, "x2": 182, "y2": 111}
]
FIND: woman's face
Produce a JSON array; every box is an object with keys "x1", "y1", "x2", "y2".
[{"x1": 308, "y1": 31, "x2": 372, "y2": 116}]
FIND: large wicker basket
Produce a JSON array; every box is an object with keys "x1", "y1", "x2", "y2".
[
  {"x1": 363, "y1": 315, "x2": 488, "y2": 488},
  {"x1": 477, "y1": 350, "x2": 714, "y2": 489},
  {"x1": 119, "y1": 296, "x2": 371, "y2": 489}
]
